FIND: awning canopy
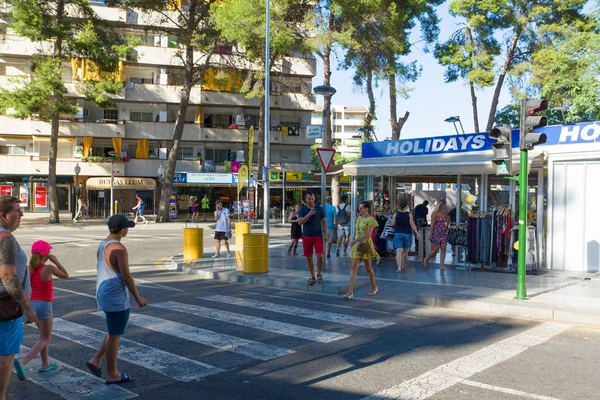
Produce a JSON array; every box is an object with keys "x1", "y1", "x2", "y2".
[{"x1": 342, "y1": 151, "x2": 544, "y2": 177}]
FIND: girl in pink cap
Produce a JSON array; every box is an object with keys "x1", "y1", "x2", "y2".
[{"x1": 13, "y1": 241, "x2": 68, "y2": 379}]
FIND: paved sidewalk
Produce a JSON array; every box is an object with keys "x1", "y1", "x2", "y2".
[{"x1": 168, "y1": 241, "x2": 600, "y2": 327}]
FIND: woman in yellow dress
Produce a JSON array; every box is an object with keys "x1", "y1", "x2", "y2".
[{"x1": 344, "y1": 201, "x2": 379, "y2": 300}]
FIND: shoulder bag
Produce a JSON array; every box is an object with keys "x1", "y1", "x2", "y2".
[{"x1": 0, "y1": 273, "x2": 27, "y2": 321}]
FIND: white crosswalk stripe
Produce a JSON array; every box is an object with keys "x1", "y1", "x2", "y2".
[
  {"x1": 17, "y1": 345, "x2": 138, "y2": 400},
  {"x1": 151, "y1": 301, "x2": 350, "y2": 343},
  {"x1": 93, "y1": 312, "x2": 294, "y2": 361},
  {"x1": 199, "y1": 295, "x2": 395, "y2": 329},
  {"x1": 51, "y1": 318, "x2": 224, "y2": 381}
]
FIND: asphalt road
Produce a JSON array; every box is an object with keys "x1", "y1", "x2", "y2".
[{"x1": 6, "y1": 224, "x2": 600, "y2": 400}]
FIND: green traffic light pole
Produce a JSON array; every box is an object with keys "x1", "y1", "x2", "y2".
[{"x1": 516, "y1": 148, "x2": 528, "y2": 300}]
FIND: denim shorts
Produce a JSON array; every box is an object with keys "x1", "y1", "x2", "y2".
[
  {"x1": 30, "y1": 300, "x2": 53, "y2": 320},
  {"x1": 394, "y1": 232, "x2": 413, "y2": 249},
  {"x1": 0, "y1": 316, "x2": 23, "y2": 356},
  {"x1": 105, "y1": 309, "x2": 131, "y2": 336}
]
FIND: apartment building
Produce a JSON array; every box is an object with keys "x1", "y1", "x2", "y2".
[
  {"x1": 0, "y1": 1, "x2": 316, "y2": 216},
  {"x1": 312, "y1": 104, "x2": 367, "y2": 158}
]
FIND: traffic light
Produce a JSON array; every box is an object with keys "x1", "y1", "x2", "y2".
[
  {"x1": 520, "y1": 99, "x2": 548, "y2": 150},
  {"x1": 489, "y1": 125, "x2": 512, "y2": 175}
]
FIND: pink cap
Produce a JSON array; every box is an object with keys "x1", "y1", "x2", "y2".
[{"x1": 31, "y1": 240, "x2": 52, "y2": 256}]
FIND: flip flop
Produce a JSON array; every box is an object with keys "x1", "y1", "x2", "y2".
[
  {"x1": 86, "y1": 362, "x2": 102, "y2": 378},
  {"x1": 38, "y1": 363, "x2": 57, "y2": 373},
  {"x1": 13, "y1": 358, "x2": 26, "y2": 381},
  {"x1": 105, "y1": 372, "x2": 134, "y2": 385}
]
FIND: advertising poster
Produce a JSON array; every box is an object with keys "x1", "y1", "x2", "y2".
[
  {"x1": 35, "y1": 186, "x2": 47, "y2": 207},
  {"x1": 19, "y1": 186, "x2": 28, "y2": 207},
  {"x1": 0, "y1": 186, "x2": 12, "y2": 196}
]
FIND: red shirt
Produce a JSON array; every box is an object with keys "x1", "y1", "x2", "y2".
[{"x1": 29, "y1": 264, "x2": 53, "y2": 302}]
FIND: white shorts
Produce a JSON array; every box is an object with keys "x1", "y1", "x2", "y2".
[
  {"x1": 337, "y1": 225, "x2": 350, "y2": 239},
  {"x1": 327, "y1": 229, "x2": 337, "y2": 244}
]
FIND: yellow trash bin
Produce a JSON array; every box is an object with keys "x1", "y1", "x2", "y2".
[
  {"x1": 243, "y1": 233, "x2": 268, "y2": 274},
  {"x1": 183, "y1": 228, "x2": 204, "y2": 259},
  {"x1": 235, "y1": 222, "x2": 252, "y2": 270}
]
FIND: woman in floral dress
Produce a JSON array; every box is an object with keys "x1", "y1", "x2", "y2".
[
  {"x1": 424, "y1": 200, "x2": 451, "y2": 270},
  {"x1": 344, "y1": 201, "x2": 379, "y2": 300}
]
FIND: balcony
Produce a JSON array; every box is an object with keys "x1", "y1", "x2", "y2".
[
  {"x1": 0, "y1": 35, "x2": 53, "y2": 57},
  {"x1": 0, "y1": 116, "x2": 125, "y2": 138},
  {"x1": 0, "y1": 155, "x2": 124, "y2": 176},
  {"x1": 200, "y1": 91, "x2": 315, "y2": 111},
  {"x1": 125, "y1": 158, "x2": 230, "y2": 177},
  {"x1": 124, "y1": 83, "x2": 201, "y2": 104}
]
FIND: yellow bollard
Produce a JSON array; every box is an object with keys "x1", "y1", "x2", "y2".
[
  {"x1": 183, "y1": 228, "x2": 204, "y2": 259},
  {"x1": 235, "y1": 222, "x2": 251, "y2": 270},
  {"x1": 243, "y1": 233, "x2": 268, "y2": 273}
]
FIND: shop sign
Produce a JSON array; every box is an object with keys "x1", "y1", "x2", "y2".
[
  {"x1": 35, "y1": 186, "x2": 47, "y2": 207},
  {"x1": 0, "y1": 186, "x2": 12, "y2": 196},
  {"x1": 232, "y1": 173, "x2": 255, "y2": 185},
  {"x1": 173, "y1": 173, "x2": 187, "y2": 184},
  {"x1": 86, "y1": 177, "x2": 157, "y2": 190},
  {"x1": 29, "y1": 176, "x2": 48, "y2": 182},
  {"x1": 547, "y1": 122, "x2": 600, "y2": 145},
  {"x1": 19, "y1": 186, "x2": 28, "y2": 207},
  {"x1": 187, "y1": 173, "x2": 233, "y2": 184}
]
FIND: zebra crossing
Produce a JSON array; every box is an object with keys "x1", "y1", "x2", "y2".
[
  {"x1": 14, "y1": 293, "x2": 395, "y2": 399},
  {"x1": 16, "y1": 232, "x2": 185, "y2": 248}
]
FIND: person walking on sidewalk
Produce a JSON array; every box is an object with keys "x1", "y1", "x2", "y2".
[
  {"x1": 0, "y1": 196, "x2": 36, "y2": 396},
  {"x1": 297, "y1": 192, "x2": 327, "y2": 285},
  {"x1": 287, "y1": 204, "x2": 302, "y2": 256},
  {"x1": 335, "y1": 195, "x2": 351, "y2": 257},
  {"x1": 14, "y1": 241, "x2": 68, "y2": 377},
  {"x1": 344, "y1": 201, "x2": 379, "y2": 300},
  {"x1": 391, "y1": 200, "x2": 419, "y2": 272},
  {"x1": 132, "y1": 194, "x2": 148, "y2": 225},
  {"x1": 73, "y1": 195, "x2": 84, "y2": 222},
  {"x1": 325, "y1": 196, "x2": 337, "y2": 258},
  {"x1": 212, "y1": 200, "x2": 232, "y2": 258},
  {"x1": 87, "y1": 215, "x2": 146, "y2": 384},
  {"x1": 424, "y1": 200, "x2": 450, "y2": 270},
  {"x1": 202, "y1": 194, "x2": 210, "y2": 221}
]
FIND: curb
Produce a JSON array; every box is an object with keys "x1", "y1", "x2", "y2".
[
  {"x1": 171, "y1": 259, "x2": 368, "y2": 295},
  {"x1": 416, "y1": 293, "x2": 600, "y2": 327}
]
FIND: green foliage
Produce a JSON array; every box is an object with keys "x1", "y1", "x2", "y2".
[
  {"x1": 0, "y1": 57, "x2": 76, "y2": 121},
  {"x1": 493, "y1": 104, "x2": 520, "y2": 129},
  {"x1": 81, "y1": 156, "x2": 122, "y2": 163},
  {"x1": 531, "y1": 31, "x2": 600, "y2": 122}
]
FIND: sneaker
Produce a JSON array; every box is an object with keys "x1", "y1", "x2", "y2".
[
  {"x1": 226, "y1": 252, "x2": 231, "y2": 258},
  {"x1": 336, "y1": 250, "x2": 340, "y2": 257},
  {"x1": 211, "y1": 254, "x2": 220, "y2": 259},
  {"x1": 145, "y1": 221, "x2": 149, "y2": 224}
]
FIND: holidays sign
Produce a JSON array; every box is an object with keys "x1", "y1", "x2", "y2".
[{"x1": 362, "y1": 121, "x2": 600, "y2": 158}]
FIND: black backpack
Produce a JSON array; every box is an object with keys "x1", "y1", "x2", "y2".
[{"x1": 337, "y1": 204, "x2": 349, "y2": 224}]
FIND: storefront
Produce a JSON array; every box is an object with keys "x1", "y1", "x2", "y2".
[
  {"x1": 343, "y1": 121, "x2": 600, "y2": 272},
  {"x1": 85, "y1": 176, "x2": 158, "y2": 218},
  {"x1": 0, "y1": 175, "x2": 74, "y2": 213}
]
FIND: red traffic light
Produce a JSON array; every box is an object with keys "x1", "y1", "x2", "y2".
[{"x1": 526, "y1": 99, "x2": 548, "y2": 114}]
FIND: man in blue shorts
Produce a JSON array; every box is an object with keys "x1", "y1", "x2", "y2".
[{"x1": 87, "y1": 215, "x2": 146, "y2": 384}]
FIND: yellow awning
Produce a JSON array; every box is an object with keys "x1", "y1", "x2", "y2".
[
  {"x1": 32, "y1": 136, "x2": 74, "y2": 143},
  {"x1": 83, "y1": 136, "x2": 93, "y2": 157},
  {"x1": 136, "y1": 139, "x2": 149, "y2": 159},
  {"x1": 112, "y1": 137, "x2": 122, "y2": 156}
]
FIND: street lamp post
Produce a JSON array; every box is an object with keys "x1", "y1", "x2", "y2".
[
  {"x1": 444, "y1": 116, "x2": 465, "y2": 134},
  {"x1": 263, "y1": 0, "x2": 271, "y2": 235},
  {"x1": 108, "y1": 151, "x2": 117, "y2": 216},
  {"x1": 313, "y1": 85, "x2": 337, "y2": 210},
  {"x1": 73, "y1": 163, "x2": 81, "y2": 219},
  {"x1": 158, "y1": 164, "x2": 165, "y2": 219}
]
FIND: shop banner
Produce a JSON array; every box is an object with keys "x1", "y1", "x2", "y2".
[
  {"x1": 0, "y1": 186, "x2": 12, "y2": 196},
  {"x1": 19, "y1": 186, "x2": 28, "y2": 207},
  {"x1": 173, "y1": 173, "x2": 187, "y2": 184},
  {"x1": 363, "y1": 121, "x2": 600, "y2": 158},
  {"x1": 35, "y1": 186, "x2": 47, "y2": 207},
  {"x1": 187, "y1": 173, "x2": 233, "y2": 184}
]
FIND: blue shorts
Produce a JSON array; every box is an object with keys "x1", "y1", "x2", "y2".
[
  {"x1": 30, "y1": 300, "x2": 53, "y2": 320},
  {"x1": 394, "y1": 232, "x2": 413, "y2": 249},
  {"x1": 105, "y1": 309, "x2": 131, "y2": 336},
  {"x1": 0, "y1": 316, "x2": 23, "y2": 356},
  {"x1": 137, "y1": 208, "x2": 144, "y2": 216}
]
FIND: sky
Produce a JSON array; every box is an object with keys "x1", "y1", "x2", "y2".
[{"x1": 311, "y1": 2, "x2": 512, "y2": 140}]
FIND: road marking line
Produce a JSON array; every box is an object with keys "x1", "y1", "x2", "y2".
[
  {"x1": 151, "y1": 301, "x2": 349, "y2": 343},
  {"x1": 75, "y1": 276, "x2": 183, "y2": 292},
  {"x1": 200, "y1": 295, "x2": 394, "y2": 329},
  {"x1": 238, "y1": 290, "x2": 422, "y2": 318},
  {"x1": 54, "y1": 287, "x2": 96, "y2": 299},
  {"x1": 52, "y1": 318, "x2": 223, "y2": 381},
  {"x1": 75, "y1": 266, "x2": 150, "y2": 273},
  {"x1": 362, "y1": 322, "x2": 570, "y2": 400},
  {"x1": 94, "y1": 311, "x2": 293, "y2": 361},
  {"x1": 461, "y1": 380, "x2": 563, "y2": 400},
  {"x1": 17, "y1": 345, "x2": 138, "y2": 400}
]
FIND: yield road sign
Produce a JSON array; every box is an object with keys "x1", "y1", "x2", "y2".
[{"x1": 316, "y1": 148, "x2": 336, "y2": 172}]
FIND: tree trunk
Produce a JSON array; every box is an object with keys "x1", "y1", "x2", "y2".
[
  {"x1": 48, "y1": 0, "x2": 65, "y2": 224},
  {"x1": 365, "y1": 69, "x2": 376, "y2": 130},
  {"x1": 157, "y1": 1, "x2": 198, "y2": 222},
  {"x1": 470, "y1": 81, "x2": 479, "y2": 133},
  {"x1": 485, "y1": 28, "x2": 522, "y2": 132},
  {"x1": 388, "y1": 68, "x2": 409, "y2": 140},
  {"x1": 331, "y1": 175, "x2": 340, "y2": 206}
]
